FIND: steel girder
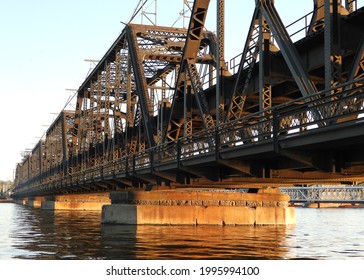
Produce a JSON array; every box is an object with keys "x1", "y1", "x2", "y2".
[
  {"x1": 225, "y1": 6, "x2": 260, "y2": 122},
  {"x1": 346, "y1": 35, "x2": 364, "y2": 88},
  {"x1": 66, "y1": 20, "x2": 218, "y2": 177},
  {"x1": 226, "y1": 0, "x2": 317, "y2": 123},
  {"x1": 223, "y1": 0, "x2": 364, "y2": 153},
  {"x1": 13, "y1": 1, "x2": 222, "y2": 196},
  {"x1": 225, "y1": 0, "x2": 361, "y2": 124},
  {"x1": 323, "y1": 0, "x2": 348, "y2": 90},
  {"x1": 14, "y1": 111, "x2": 75, "y2": 188},
  {"x1": 310, "y1": 0, "x2": 356, "y2": 90},
  {"x1": 166, "y1": 0, "x2": 215, "y2": 141},
  {"x1": 70, "y1": 25, "x2": 188, "y2": 167},
  {"x1": 260, "y1": 0, "x2": 318, "y2": 97}
]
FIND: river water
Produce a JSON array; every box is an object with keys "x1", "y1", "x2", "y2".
[{"x1": 1, "y1": 203, "x2": 364, "y2": 260}]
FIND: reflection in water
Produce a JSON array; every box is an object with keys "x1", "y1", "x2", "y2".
[
  {"x1": 9, "y1": 206, "x2": 103, "y2": 259},
  {"x1": 2, "y1": 203, "x2": 364, "y2": 260}
]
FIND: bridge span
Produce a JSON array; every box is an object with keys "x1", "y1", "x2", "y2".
[
  {"x1": 12, "y1": 0, "x2": 364, "y2": 226},
  {"x1": 281, "y1": 186, "x2": 364, "y2": 205}
]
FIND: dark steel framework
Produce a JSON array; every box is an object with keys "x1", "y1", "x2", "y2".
[{"x1": 13, "y1": 0, "x2": 364, "y2": 198}]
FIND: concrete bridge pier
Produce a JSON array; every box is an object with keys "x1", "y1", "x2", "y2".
[
  {"x1": 41, "y1": 193, "x2": 111, "y2": 211},
  {"x1": 26, "y1": 197, "x2": 45, "y2": 208},
  {"x1": 101, "y1": 187, "x2": 296, "y2": 226},
  {"x1": 14, "y1": 197, "x2": 44, "y2": 208},
  {"x1": 15, "y1": 193, "x2": 111, "y2": 211}
]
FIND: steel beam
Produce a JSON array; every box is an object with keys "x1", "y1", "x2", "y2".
[
  {"x1": 346, "y1": 35, "x2": 364, "y2": 86},
  {"x1": 259, "y1": 0, "x2": 317, "y2": 97},
  {"x1": 225, "y1": 6, "x2": 260, "y2": 122},
  {"x1": 127, "y1": 25, "x2": 156, "y2": 148},
  {"x1": 166, "y1": 0, "x2": 214, "y2": 140}
]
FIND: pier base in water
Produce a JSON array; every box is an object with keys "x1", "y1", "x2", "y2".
[
  {"x1": 16, "y1": 193, "x2": 111, "y2": 211},
  {"x1": 101, "y1": 188, "x2": 296, "y2": 226}
]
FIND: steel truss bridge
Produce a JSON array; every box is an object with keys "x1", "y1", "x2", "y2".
[
  {"x1": 13, "y1": 0, "x2": 364, "y2": 198},
  {"x1": 281, "y1": 186, "x2": 364, "y2": 204}
]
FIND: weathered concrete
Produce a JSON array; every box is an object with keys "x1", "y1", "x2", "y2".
[
  {"x1": 102, "y1": 204, "x2": 257, "y2": 225},
  {"x1": 41, "y1": 193, "x2": 111, "y2": 211},
  {"x1": 17, "y1": 193, "x2": 111, "y2": 210},
  {"x1": 102, "y1": 188, "x2": 296, "y2": 225},
  {"x1": 25, "y1": 197, "x2": 45, "y2": 208},
  {"x1": 256, "y1": 206, "x2": 296, "y2": 225}
]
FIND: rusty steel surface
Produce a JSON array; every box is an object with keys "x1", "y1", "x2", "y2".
[{"x1": 13, "y1": 0, "x2": 364, "y2": 198}]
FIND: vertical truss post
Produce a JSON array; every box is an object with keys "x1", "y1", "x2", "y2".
[
  {"x1": 184, "y1": 76, "x2": 193, "y2": 137},
  {"x1": 70, "y1": 94, "x2": 84, "y2": 175},
  {"x1": 126, "y1": 52, "x2": 132, "y2": 152},
  {"x1": 258, "y1": 12, "x2": 273, "y2": 138},
  {"x1": 113, "y1": 51, "x2": 122, "y2": 159},
  {"x1": 258, "y1": 13, "x2": 272, "y2": 113},
  {"x1": 216, "y1": 0, "x2": 225, "y2": 126},
  {"x1": 324, "y1": 0, "x2": 343, "y2": 90},
  {"x1": 37, "y1": 142, "x2": 43, "y2": 181},
  {"x1": 61, "y1": 112, "x2": 68, "y2": 176}
]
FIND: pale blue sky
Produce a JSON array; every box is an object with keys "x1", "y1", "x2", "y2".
[{"x1": 0, "y1": 0, "x2": 319, "y2": 180}]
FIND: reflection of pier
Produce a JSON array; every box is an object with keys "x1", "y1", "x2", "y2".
[{"x1": 281, "y1": 186, "x2": 364, "y2": 204}]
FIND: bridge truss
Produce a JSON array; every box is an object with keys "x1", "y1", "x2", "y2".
[
  {"x1": 281, "y1": 186, "x2": 364, "y2": 204},
  {"x1": 13, "y1": 0, "x2": 364, "y2": 198}
]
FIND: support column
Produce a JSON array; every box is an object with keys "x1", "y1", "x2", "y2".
[
  {"x1": 324, "y1": 0, "x2": 344, "y2": 90},
  {"x1": 40, "y1": 193, "x2": 111, "y2": 211},
  {"x1": 216, "y1": 0, "x2": 225, "y2": 126},
  {"x1": 101, "y1": 188, "x2": 296, "y2": 225}
]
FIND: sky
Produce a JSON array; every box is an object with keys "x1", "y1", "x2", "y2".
[{"x1": 0, "y1": 0, "x2": 321, "y2": 181}]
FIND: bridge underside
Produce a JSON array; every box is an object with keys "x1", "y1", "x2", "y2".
[{"x1": 13, "y1": 1, "x2": 364, "y2": 199}]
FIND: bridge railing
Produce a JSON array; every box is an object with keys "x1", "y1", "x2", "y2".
[
  {"x1": 277, "y1": 81, "x2": 364, "y2": 137},
  {"x1": 180, "y1": 132, "x2": 216, "y2": 158},
  {"x1": 218, "y1": 114, "x2": 273, "y2": 148},
  {"x1": 153, "y1": 141, "x2": 178, "y2": 166}
]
